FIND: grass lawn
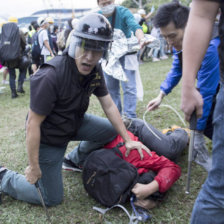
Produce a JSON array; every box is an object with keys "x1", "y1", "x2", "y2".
[{"x1": 0, "y1": 58, "x2": 210, "y2": 224}]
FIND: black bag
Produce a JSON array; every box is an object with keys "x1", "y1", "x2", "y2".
[
  {"x1": 31, "y1": 30, "x2": 44, "y2": 60},
  {"x1": 82, "y1": 148, "x2": 139, "y2": 207},
  {"x1": 0, "y1": 23, "x2": 21, "y2": 68}
]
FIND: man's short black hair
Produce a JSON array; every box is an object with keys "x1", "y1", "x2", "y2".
[{"x1": 153, "y1": 2, "x2": 189, "y2": 29}]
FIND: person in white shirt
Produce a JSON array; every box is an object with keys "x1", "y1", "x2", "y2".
[{"x1": 37, "y1": 17, "x2": 54, "y2": 65}]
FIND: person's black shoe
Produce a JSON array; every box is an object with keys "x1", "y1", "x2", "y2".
[
  {"x1": 62, "y1": 158, "x2": 82, "y2": 172},
  {"x1": 0, "y1": 166, "x2": 8, "y2": 204},
  {"x1": 11, "y1": 91, "x2": 18, "y2": 99},
  {"x1": 0, "y1": 166, "x2": 7, "y2": 180},
  {"x1": 17, "y1": 87, "x2": 25, "y2": 94}
]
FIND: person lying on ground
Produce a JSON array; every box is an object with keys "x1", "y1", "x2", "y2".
[{"x1": 104, "y1": 127, "x2": 188, "y2": 210}]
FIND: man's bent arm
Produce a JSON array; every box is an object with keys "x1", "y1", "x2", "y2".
[
  {"x1": 25, "y1": 109, "x2": 46, "y2": 184},
  {"x1": 98, "y1": 94, "x2": 151, "y2": 159}
]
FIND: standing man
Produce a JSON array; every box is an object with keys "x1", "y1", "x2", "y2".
[
  {"x1": 37, "y1": 17, "x2": 54, "y2": 65},
  {"x1": 97, "y1": 0, "x2": 148, "y2": 118},
  {"x1": 0, "y1": 14, "x2": 149, "y2": 206},
  {"x1": 181, "y1": 1, "x2": 224, "y2": 223},
  {"x1": 147, "y1": 2, "x2": 220, "y2": 172}
]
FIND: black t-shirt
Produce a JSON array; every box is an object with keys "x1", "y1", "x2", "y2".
[{"x1": 30, "y1": 56, "x2": 108, "y2": 146}]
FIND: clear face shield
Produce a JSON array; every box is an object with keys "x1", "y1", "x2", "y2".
[{"x1": 68, "y1": 35, "x2": 111, "y2": 60}]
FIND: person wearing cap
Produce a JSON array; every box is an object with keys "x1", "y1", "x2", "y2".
[
  {"x1": 0, "y1": 13, "x2": 150, "y2": 207},
  {"x1": 45, "y1": 17, "x2": 54, "y2": 54},
  {"x1": 37, "y1": 17, "x2": 54, "y2": 65}
]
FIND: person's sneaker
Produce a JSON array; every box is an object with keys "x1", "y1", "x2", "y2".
[
  {"x1": 0, "y1": 166, "x2": 7, "y2": 181},
  {"x1": 1, "y1": 80, "x2": 9, "y2": 85},
  {"x1": 193, "y1": 142, "x2": 212, "y2": 172},
  {"x1": 162, "y1": 125, "x2": 190, "y2": 138},
  {"x1": 152, "y1": 57, "x2": 160, "y2": 62},
  {"x1": 162, "y1": 127, "x2": 172, "y2": 135},
  {"x1": 0, "y1": 166, "x2": 7, "y2": 205},
  {"x1": 62, "y1": 158, "x2": 82, "y2": 172},
  {"x1": 171, "y1": 125, "x2": 191, "y2": 138},
  {"x1": 122, "y1": 115, "x2": 132, "y2": 129},
  {"x1": 160, "y1": 55, "x2": 168, "y2": 60}
]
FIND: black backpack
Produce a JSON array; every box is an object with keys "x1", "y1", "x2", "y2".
[
  {"x1": 31, "y1": 30, "x2": 44, "y2": 60},
  {"x1": 82, "y1": 148, "x2": 139, "y2": 207},
  {"x1": 0, "y1": 23, "x2": 21, "y2": 68}
]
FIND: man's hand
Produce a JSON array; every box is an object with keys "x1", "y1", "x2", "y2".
[
  {"x1": 125, "y1": 140, "x2": 151, "y2": 160},
  {"x1": 181, "y1": 87, "x2": 203, "y2": 121},
  {"x1": 139, "y1": 37, "x2": 151, "y2": 49},
  {"x1": 147, "y1": 91, "x2": 165, "y2": 111},
  {"x1": 25, "y1": 165, "x2": 42, "y2": 185},
  {"x1": 131, "y1": 183, "x2": 149, "y2": 199},
  {"x1": 147, "y1": 96, "x2": 162, "y2": 111}
]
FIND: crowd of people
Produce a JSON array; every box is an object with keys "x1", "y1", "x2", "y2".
[{"x1": 0, "y1": 0, "x2": 223, "y2": 223}]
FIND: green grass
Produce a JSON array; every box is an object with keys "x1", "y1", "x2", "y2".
[{"x1": 0, "y1": 58, "x2": 209, "y2": 224}]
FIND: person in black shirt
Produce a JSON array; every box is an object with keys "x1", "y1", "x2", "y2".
[{"x1": 0, "y1": 13, "x2": 150, "y2": 207}]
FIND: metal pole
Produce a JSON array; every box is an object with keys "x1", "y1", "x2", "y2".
[
  {"x1": 185, "y1": 110, "x2": 197, "y2": 194},
  {"x1": 35, "y1": 181, "x2": 51, "y2": 223}
]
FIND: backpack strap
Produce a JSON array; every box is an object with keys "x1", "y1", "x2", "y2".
[
  {"x1": 93, "y1": 198, "x2": 152, "y2": 224},
  {"x1": 37, "y1": 29, "x2": 45, "y2": 52},
  {"x1": 130, "y1": 195, "x2": 152, "y2": 222},
  {"x1": 110, "y1": 142, "x2": 125, "y2": 158},
  {"x1": 93, "y1": 204, "x2": 139, "y2": 224}
]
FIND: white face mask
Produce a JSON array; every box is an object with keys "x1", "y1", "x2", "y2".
[{"x1": 101, "y1": 4, "x2": 115, "y2": 15}]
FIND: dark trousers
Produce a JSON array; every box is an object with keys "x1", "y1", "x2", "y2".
[
  {"x1": 128, "y1": 118, "x2": 189, "y2": 161},
  {"x1": 8, "y1": 67, "x2": 26, "y2": 92}
]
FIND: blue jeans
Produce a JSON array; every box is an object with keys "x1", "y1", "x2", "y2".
[
  {"x1": 67, "y1": 114, "x2": 117, "y2": 166},
  {"x1": 191, "y1": 83, "x2": 224, "y2": 224},
  {"x1": 1, "y1": 114, "x2": 117, "y2": 206},
  {"x1": 104, "y1": 56, "x2": 137, "y2": 118},
  {"x1": 8, "y1": 67, "x2": 26, "y2": 91},
  {"x1": 1, "y1": 144, "x2": 67, "y2": 206}
]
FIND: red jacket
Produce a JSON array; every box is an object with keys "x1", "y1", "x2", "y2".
[{"x1": 104, "y1": 131, "x2": 181, "y2": 193}]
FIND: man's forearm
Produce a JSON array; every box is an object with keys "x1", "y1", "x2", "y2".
[
  {"x1": 26, "y1": 123, "x2": 41, "y2": 168},
  {"x1": 182, "y1": 1, "x2": 218, "y2": 87},
  {"x1": 104, "y1": 104, "x2": 131, "y2": 142},
  {"x1": 44, "y1": 40, "x2": 54, "y2": 56}
]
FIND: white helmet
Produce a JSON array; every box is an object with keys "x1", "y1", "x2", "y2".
[
  {"x1": 138, "y1": 9, "x2": 146, "y2": 15},
  {"x1": 71, "y1": 18, "x2": 79, "y2": 29}
]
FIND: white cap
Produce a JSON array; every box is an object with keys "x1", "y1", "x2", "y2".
[{"x1": 37, "y1": 17, "x2": 48, "y2": 26}]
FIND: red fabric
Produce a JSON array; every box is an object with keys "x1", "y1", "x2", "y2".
[{"x1": 104, "y1": 131, "x2": 181, "y2": 193}]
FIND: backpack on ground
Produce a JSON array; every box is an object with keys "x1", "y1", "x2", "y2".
[
  {"x1": 0, "y1": 23, "x2": 21, "y2": 68},
  {"x1": 31, "y1": 30, "x2": 44, "y2": 60},
  {"x1": 82, "y1": 148, "x2": 139, "y2": 207}
]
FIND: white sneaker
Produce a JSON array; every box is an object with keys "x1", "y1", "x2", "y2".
[
  {"x1": 160, "y1": 55, "x2": 168, "y2": 60},
  {"x1": 152, "y1": 57, "x2": 160, "y2": 62},
  {"x1": 1, "y1": 80, "x2": 9, "y2": 85}
]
